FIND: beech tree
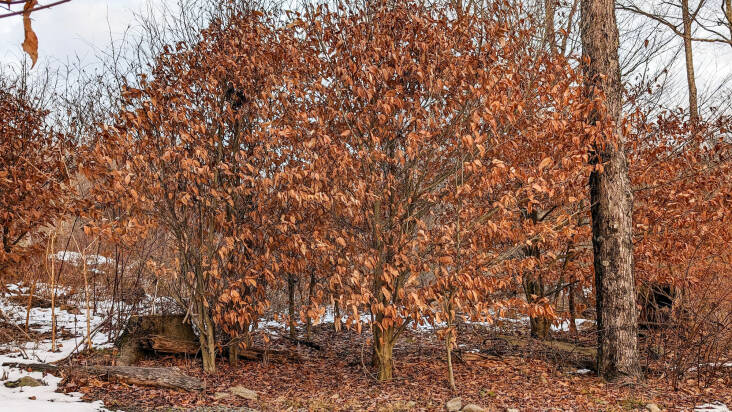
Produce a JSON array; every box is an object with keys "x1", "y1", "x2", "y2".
[
  {"x1": 290, "y1": 0, "x2": 593, "y2": 381},
  {"x1": 85, "y1": 10, "x2": 306, "y2": 372},
  {"x1": 581, "y1": 0, "x2": 642, "y2": 379},
  {"x1": 0, "y1": 79, "x2": 71, "y2": 277}
]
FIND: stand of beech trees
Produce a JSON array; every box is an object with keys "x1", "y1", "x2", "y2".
[{"x1": 1, "y1": 0, "x2": 730, "y2": 387}]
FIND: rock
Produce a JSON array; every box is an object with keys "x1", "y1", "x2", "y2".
[
  {"x1": 446, "y1": 397, "x2": 462, "y2": 411},
  {"x1": 230, "y1": 385, "x2": 258, "y2": 401},
  {"x1": 213, "y1": 392, "x2": 229, "y2": 400},
  {"x1": 462, "y1": 404, "x2": 485, "y2": 412},
  {"x1": 4, "y1": 376, "x2": 45, "y2": 388},
  {"x1": 646, "y1": 403, "x2": 661, "y2": 412},
  {"x1": 116, "y1": 314, "x2": 198, "y2": 366}
]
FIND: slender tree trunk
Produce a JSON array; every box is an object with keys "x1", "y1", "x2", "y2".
[
  {"x1": 568, "y1": 282, "x2": 578, "y2": 339},
  {"x1": 581, "y1": 0, "x2": 641, "y2": 380},
  {"x1": 725, "y1": 0, "x2": 732, "y2": 48},
  {"x1": 525, "y1": 275, "x2": 550, "y2": 340},
  {"x1": 287, "y1": 274, "x2": 296, "y2": 340},
  {"x1": 194, "y1": 272, "x2": 216, "y2": 373},
  {"x1": 83, "y1": 257, "x2": 92, "y2": 351},
  {"x1": 544, "y1": 0, "x2": 558, "y2": 54},
  {"x1": 445, "y1": 309, "x2": 456, "y2": 391},
  {"x1": 229, "y1": 335, "x2": 240, "y2": 367},
  {"x1": 25, "y1": 276, "x2": 37, "y2": 333},
  {"x1": 306, "y1": 271, "x2": 315, "y2": 340},
  {"x1": 49, "y1": 234, "x2": 57, "y2": 352},
  {"x1": 333, "y1": 299, "x2": 340, "y2": 331},
  {"x1": 682, "y1": 0, "x2": 700, "y2": 124}
]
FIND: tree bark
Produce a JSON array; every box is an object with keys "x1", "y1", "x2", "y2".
[
  {"x1": 372, "y1": 324, "x2": 395, "y2": 381},
  {"x1": 69, "y1": 366, "x2": 203, "y2": 391},
  {"x1": 544, "y1": 0, "x2": 558, "y2": 54},
  {"x1": 681, "y1": 0, "x2": 700, "y2": 124},
  {"x1": 288, "y1": 273, "x2": 296, "y2": 340},
  {"x1": 580, "y1": 0, "x2": 641, "y2": 380},
  {"x1": 568, "y1": 282, "x2": 578, "y2": 339}
]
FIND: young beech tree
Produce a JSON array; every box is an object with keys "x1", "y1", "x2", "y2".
[
  {"x1": 85, "y1": 11, "x2": 305, "y2": 372},
  {"x1": 292, "y1": 1, "x2": 593, "y2": 381},
  {"x1": 629, "y1": 109, "x2": 731, "y2": 317},
  {"x1": 0, "y1": 81, "x2": 71, "y2": 278}
]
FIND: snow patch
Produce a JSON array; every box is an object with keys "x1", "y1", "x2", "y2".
[
  {"x1": 0, "y1": 288, "x2": 113, "y2": 410},
  {"x1": 695, "y1": 402, "x2": 731, "y2": 412}
]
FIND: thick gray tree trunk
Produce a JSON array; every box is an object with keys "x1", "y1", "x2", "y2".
[{"x1": 580, "y1": 0, "x2": 641, "y2": 380}]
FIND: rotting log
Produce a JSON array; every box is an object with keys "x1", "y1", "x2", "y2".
[
  {"x1": 2, "y1": 362, "x2": 59, "y2": 373},
  {"x1": 237, "y1": 347, "x2": 301, "y2": 363},
  {"x1": 142, "y1": 335, "x2": 199, "y2": 355},
  {"x1": 67, "y1": 365, "x2": 203, "y2": 391}
]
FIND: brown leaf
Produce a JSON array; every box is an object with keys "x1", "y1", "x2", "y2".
[{"x1": 22, "y1": 0, "x2": 39, "y2": 67}]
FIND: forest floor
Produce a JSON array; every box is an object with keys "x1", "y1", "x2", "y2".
[
  {"x1": 63, "y1": 324, "x2": 731, "y2": 412},
  {"x1": 0, "y1": 284, "x2": 730, "y2": 411}
]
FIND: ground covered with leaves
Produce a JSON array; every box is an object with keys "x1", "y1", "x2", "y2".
[{"x1": 59, "y1": 324, "x2": 731, "y2": 411}]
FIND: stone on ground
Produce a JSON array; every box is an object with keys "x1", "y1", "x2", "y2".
[
  {"x1": 3, "y1": 376, "x2": 45, "y2": 388},
  {"x1": 446, "y1": 397, "x2": 462, "y2": 411},
  {"x1": 230, "y1": 385, "x2": 258, "y2": 401}
]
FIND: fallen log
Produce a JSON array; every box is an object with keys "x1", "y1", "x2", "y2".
[
  {"x1": 1, "y1": 362, "x2": 59, "y2": 373},
  {"x1": 455, "y1": 351, "x2": 501, "y2": 363},
  {"x1": 67, "y1": 365, "x2": 203, "y2": 391},
  {"x1": 142, "y1": 335, "x2": 199, "y2": 355},
  {"x1": 238, "y1": 347, "x2": 301, "y2": 363}
]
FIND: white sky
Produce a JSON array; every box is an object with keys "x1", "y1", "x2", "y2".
[
  {"x1": 1, "y1": 0, "x2": 731, "y2": 110},
  {"x1": 0, "y1": 0, "x2": 160, "y2": 68}
]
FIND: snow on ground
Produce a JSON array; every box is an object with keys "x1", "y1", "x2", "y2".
[
  {"x1": 550, "y1": 318, "x2": 595, "y2": 332},
  {"x1": 0, "y1": 286, "x2": 113, "y2": 411},
  {"x1": 695, "y1": 402, "x2": 732, "y2": 412},
  {"x1": 48, "y1": 251, "x2": 113, "y2": 267}
]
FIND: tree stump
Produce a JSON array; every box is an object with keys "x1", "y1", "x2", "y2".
[{"x1": 116, "y1": 315, "x2": 198, "y2": 365}]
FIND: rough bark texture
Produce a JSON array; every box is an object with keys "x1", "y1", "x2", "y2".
[
  {"x1": 69, "y1": 366, "x2": 203, "y2": 391},
  {"x1": 580, "y1": 0, "x2": 641, "y2": 379},
  {"x1": 372, "y1": 325, "x2": 395, "y2": 381}
]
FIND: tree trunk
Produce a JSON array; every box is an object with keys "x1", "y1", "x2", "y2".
[
  {"x1": 581, "y1": 0, "x2": 641, "y2": 380},
  {"x1": 445, "y1": 316, "x2": 456, "y2": 390},
  {"x1": 372, "y1": 324, "x2": 395, "y2": 381},
  {"x1": 25, "y1": 277, "x2": 37, "y2": 332},
  {"x1": 288, "y1": 274, "x2": 296, "y2": 340},
  {"x1": 306, "y1": 271, "x2": 315, "y2": 340},
  {"x1": 544, "y1": 0, "x2": 558, "y2": 54},
  {"x1": 524, "y1": 274, "x2": 550, "y2": 340},
  {"x1": 726, "y1": 0, "x2": 732, "y2": 49},
  {"x1": 333, "y1": 299, "x2": 341, "y2": 331},
  {"x1": 569, "y1": 282, "x2": 578, "y2": 339},
  {"x1": 229, "y1": 336, "x2": 240, "y2": 367},
  {"x1": 682, "y1": 0, "x2": 700, "y2": 124}
]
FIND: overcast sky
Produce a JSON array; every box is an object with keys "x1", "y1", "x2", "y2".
[
  {"x1": 0, "y1": 0, "x2": 164, "y2": 68},
  {"x1": 1, "y1": 0, "x2": 731, "y2": 110}
]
